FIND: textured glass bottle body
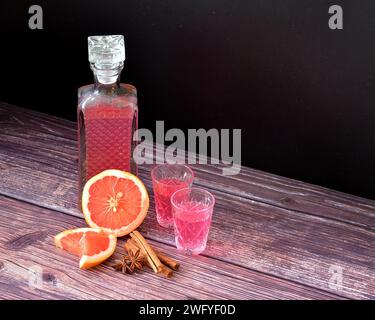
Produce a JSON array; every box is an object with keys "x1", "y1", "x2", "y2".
[{"x1": 78, "y1": 82, "x2": 138, "y2": 196}]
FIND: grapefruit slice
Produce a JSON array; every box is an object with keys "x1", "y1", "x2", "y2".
[
  {"x1": 82, "y1": 169, "x2": 149, "y2": 237},
  {"x1": 54, "y1": 228, "x2": 117, "y2": 269}
]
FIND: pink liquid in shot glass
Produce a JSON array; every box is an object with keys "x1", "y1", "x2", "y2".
[
  {"x1": 153, "y1": 178, "x2": 190, "y2": 227},
  {"x1": 173, "y1": 202, "x2": 212, "y2": 254},
  {"x1": 151, "y1": 165, "x2": 194, "y2": 228},
  {"x1": 171, "y1": 188, "x2": 215, "y2": 255}
]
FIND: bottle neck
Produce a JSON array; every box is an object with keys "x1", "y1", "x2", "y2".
[{"x1": 91, "y1": 62, "x2": 123, "y2": 88}]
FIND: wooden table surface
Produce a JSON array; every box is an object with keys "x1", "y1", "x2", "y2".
[{"x1": 0, "y1": 102, "x2": 373, "y2": 300}]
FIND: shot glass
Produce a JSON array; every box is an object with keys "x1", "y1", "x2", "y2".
[
  {"x1": 171, "y1": 187, "x2": 215, "y2": 255},
  {"x1": 151, "y1": 164, "x2": 194, "y2": 228}
]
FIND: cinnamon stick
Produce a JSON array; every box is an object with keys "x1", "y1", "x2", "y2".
[
  {"x1": 158, "y1": 264, "x2": 173, "y2": 278},
  {"x1": 129, "y1": 231, "x2": 163, "y2": 273},
  {"x1": 126, "y1": 237, "x2": 180, "y2": 271},
  {"x1": 125, "y1": 234, "x2": 179, "y2": 276},
  {"x1": 154, "y1": 250, "x2": 180, "y2": 271},
  {"x1": 125, "y1": 238, "x2": 145, "y2": 258},
  {"x1": 126, "y1": 239, "x2": 173, "y2": 277}
]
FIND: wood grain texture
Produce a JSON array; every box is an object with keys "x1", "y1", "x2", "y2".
[
  {"x1": 0, "y1": 102, "x2": 374, "y2": 299},
  {"x1": 0, "y1": 195, "x2": 340, "y2": 300},
  {"x1": 1, "y1": 102, "x2": 374, "y2": 230}
]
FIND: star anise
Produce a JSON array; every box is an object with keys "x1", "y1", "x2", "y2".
[
  {"x1": 111, "y1": 249, "x2": 145, "y2": 274},
  {"x1": 111, "y1": 256, "x2": 134, "y2": 274},
  {"x1": 126, "y1": 248, "x2": 145, "y2": 271}
]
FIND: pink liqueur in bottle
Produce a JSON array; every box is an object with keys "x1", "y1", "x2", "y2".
[{"x1": 78, "y1": 35, "x2": 138, "y2": 197}]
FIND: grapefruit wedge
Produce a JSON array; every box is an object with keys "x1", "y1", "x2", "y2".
[
  {"x1": 82, "y1": 169, "x2": 149, "y2": 237},
  {"x1": 54, "y1": 228, "x2": 117, "y2": 269}
]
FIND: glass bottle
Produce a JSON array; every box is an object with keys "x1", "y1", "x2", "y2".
[{"x1": 78, "y1": 35, "x2": 138, "y2": 197}]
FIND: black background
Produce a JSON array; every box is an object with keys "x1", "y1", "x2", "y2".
[{"x1": 0, "y1": 0, "x2": 374, "y2": 199}]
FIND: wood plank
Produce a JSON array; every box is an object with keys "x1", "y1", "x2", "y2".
[
  {"x1": 1, "y1": 101, "x2": 374, "y2": 230},
  {"x1": 0, "y1": 148, "x2": 373, "y2": 298},
  {"x1": 0, "y1": 101, "x2": 374, "y2": 298},
  {"x1": 0, "y1": 102, "x2": 374, "y2": 299},
  {"x1": 0, "y1": 145, "x2": 373, "y2": 298},
  {"x1": 0, "y1": 195, "x2": 339, "y2": 300}
]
